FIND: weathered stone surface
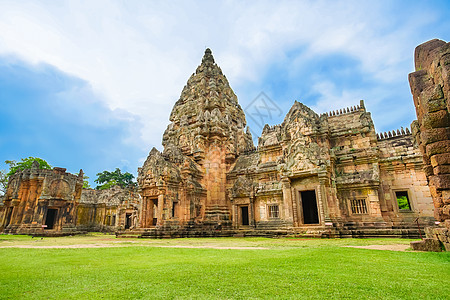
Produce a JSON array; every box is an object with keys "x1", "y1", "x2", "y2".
[
  {"x1": 421, "y1": 110, "x2": 449, "y2": 130},
  {"x1": 0, "y1": 164, "x2": 83, "y2": 235},
  {"x1": 78, "y1": 186, "x2": 141, "y2": 232},
  {"x1": 410, "y1": 39, "x2": 450, "y2": 227},
  {"x1": 433, "y1": 165, "x2": 450, "y2": 175},
  {"x1": 430, "y1": 153, "x2": 450, "y2": 167},
  {"x1": 130, "y1": 48, "x2": 435, "y2": 237},
  {"x1": 420, "y1": 127, "x2": 450, "y2": 145},
  {"x1": 429, "y1": 174, "x2": 450, "y2": 190},
  {"x1": 414, "y1": 39, "x2": 447, "y2": 71},
  {"x1": 426, "y1": 140, "x2": 450, "y2": 156},
  {"x1": 0, "y1": 164, "x2": 140, "y2": 234},
  {"x1": 410, "y1": 238, "x2": 442, "y2": 252}
]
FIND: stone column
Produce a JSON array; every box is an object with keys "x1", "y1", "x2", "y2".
[
  {"x1": 281, "y1": 178, "x2": 294, "y2": 226},
  {"x1": 367, "y1": 188, "x2": 383, "y2": 220},
  {"x1": 318, "y1": 173, "x2": 331, "y2": 223},
  {"x1": 291, "y1": 187, "x2": 299, "y2": 226},
  {"x1": 157, "y1": 192, "x2": 165, "y2": 226},
  {"x1": 249, "y1": 195, "x2": 256, "y2": 227}
]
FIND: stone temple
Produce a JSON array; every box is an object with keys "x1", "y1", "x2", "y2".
[
  {"x1": 2, "y1": 41, "x2": 450, "y2": 247},
  {"x1": 134, "y1": 48, "x2": 435, "y2": 238}
]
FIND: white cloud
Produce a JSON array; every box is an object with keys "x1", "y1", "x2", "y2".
[{"x1": 0, "y1": 0, "x2": 447, "y2": 149}]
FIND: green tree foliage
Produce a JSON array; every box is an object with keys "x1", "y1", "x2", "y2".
[
  {"x1": 0, "y1": 169, "x2": 7, "y2": 196},
  {"x1": 94, "y1": 168, "x2": 136, "y2": 190},
  {"x1": 397, "y1": 196, "x2": 411, "y2": 210},
  {"x1": 83, "y1": 175, "x2": 91, "y2": 189},
  {"x1": 5, "y1": 157, "x2": 52, "y2": 177},
  {"x1": 1, "y1": 157, "x2": 52, "y2": 195}
]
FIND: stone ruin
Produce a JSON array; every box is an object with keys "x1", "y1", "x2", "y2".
[
  {"x1": 409, "y1": 39, "x2": 450, "y2": 251},
  {"x1": 0, "y1": 41, "x2": 448, "y2": 249},
  {"x1": 0, "y1": 162, "x2": 83, "y2": 235},
  {"x1": 129, "y1": 48, "x2": 436, "y2": 239},
  {"x1": 0, "y1": 162, "x2": 140, "y2": 236}
]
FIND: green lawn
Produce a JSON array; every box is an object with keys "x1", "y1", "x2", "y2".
[{"x1": 0, "y1": 235, "x2": 449, "y2": 299}]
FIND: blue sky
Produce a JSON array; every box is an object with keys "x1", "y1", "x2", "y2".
[{"x1": 0, "y1": 0, "x2": 449, "y2": 186}]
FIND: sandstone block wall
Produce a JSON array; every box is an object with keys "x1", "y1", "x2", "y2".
[
  {"x1": 77, "y1": 186, "x2": 140, "y2": 231},
  {"x1": 378, "y1": 134, "x2": 434, "y2": 220},
  {"x1": 409, "y1": 39, "x2": 450, "y2": 225},
  {"x1": 0, "y1": 163, "x2": 83, "y2": 235},
  {"x1": 409, "y1": 39, "x2": 450, "y2": 250}
]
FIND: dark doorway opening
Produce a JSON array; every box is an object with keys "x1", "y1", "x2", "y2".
[
  {"x1": 44, "y1": 209, "x2": 58, "y2": 229},
  {"x1": 4, "y1": 207, "x2": 13, "y2": 227},
  {"x1": 152, "y1": 199, "x2": 158, "y2": 226},
  {"x1": 125, "y1": 213, "x2": 132, "y2": 229},
  {"x1": 172, "y1": 202, "x2": 177, "y2": 218},
  {"x1": 301, "y1": 190, "x2": 319, "y2": 224},
  {"x1": 241, "y1": 206, "x2": 249, "y2": 226}
]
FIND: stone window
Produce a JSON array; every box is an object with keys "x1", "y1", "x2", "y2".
[
  {"x1": 172, "y1": 202, "x2": 178, "y2": 218},
  {"x1": 268, "y1": 204, "x2": 279, "y2": 218},
  {"x1": 395, "y1": 191, "x2": 411, "y2": 211},
  {"x1": 350, "y1": 199, "x2": 368, "y2": 214}
]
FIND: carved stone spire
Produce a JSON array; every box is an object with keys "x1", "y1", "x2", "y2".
[
  {"x1": 202, "y1": 48, "x2": 215, "y2": 65},
  {"x1": 163, "y1": 48, "x2": 254, "y2": 159}
]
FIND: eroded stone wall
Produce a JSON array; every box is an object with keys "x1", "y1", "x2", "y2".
[
  {"x1": 78, "y1": 186, "x2": 140, "y2": 232},
  {"x1": 0, "y1": 162, "x2": 83, "y2": 235},
  {"x1": 409, "y1": 39, "x2": 450, "y2": 250}
]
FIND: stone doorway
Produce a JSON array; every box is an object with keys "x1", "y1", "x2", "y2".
[
  {"x1": 125, "y1": 213, "x2": 132, "y2": 229},
  {"x1": 4, "y1": 207, "x2": 13, "y2": 227},
  {"x1": 241, "y1": 206, "x2": 249, "y2": 226},
  {"x1": 300, "y1": 190, "x2": 319, "y2": 224},
  {"x1": 152, "y1": 199, "x2": 158, "y2": 226},
  {"x1": 44, "y1": 208, "x2": 58, "y2": 230}
]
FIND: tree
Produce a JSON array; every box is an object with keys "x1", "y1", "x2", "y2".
[
  {"x1": 2, "y1": 157, "x2": 52, "y2": 194},
  {"x1": 0, "y1": 169, "x2": 7, "y2": 196},
  {"x1": 94, "y1": 168, "x2": 136, "y2": 190},
  {"x1": 5, "y1": 157, "x2": 52, "y2": 177},
  {"x1": 83, "y1": 175, "x2": 91, "y2": 189}
]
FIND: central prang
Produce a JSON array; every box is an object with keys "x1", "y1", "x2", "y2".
[{"x1": 138, "y1": 49, "x2": 254, "y2": 229}]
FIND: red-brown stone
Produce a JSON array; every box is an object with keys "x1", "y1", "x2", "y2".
[
  {"x1": 421, "y1": 127, "x2": 450, "y2": 145},
  {"x1": 426, "y1": 140, "x2": 450, "y2": 156},
  {"x1": 430, "y1": 153, "x2": 450, "y2": 167},
  {"x1": 421, "y1": 110, "x2": 450, "y2": 130}
]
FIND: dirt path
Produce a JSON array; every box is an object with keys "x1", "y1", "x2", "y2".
[
  {"x1": 0, "y1": 244, "x2": 268, "y2": 250},
  {"x1": 0, "y1": 243, "x2": 119, "y2": 249},
  {"x1": 343, "y1": 244, "x2": 410, "y2": 251}
]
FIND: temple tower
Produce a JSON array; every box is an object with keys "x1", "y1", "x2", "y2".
[{"x1": 139, "y1": 49, "x2": 254, "y2": 228}]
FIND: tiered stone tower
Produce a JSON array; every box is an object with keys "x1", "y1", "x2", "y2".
[{"x1": 138, "y1": 49, "x2": 254, "y2": 231}]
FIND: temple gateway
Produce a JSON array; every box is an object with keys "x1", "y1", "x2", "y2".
[{"x1": 4, "y1": 40, "x2": 450, "y2": 244}]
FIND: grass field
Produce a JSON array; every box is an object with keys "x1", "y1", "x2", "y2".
[{"x1": 0, "y1": 234, "x2": 449, "y2": 299}]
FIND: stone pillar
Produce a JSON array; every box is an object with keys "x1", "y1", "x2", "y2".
[
  {"x1": 249, "y1": 194, "x2": 256, "y2": 227},
  {"x1": 291, "y1": 187, "x2": 299, "y2": 226},
  {"x1": 281, "y1": 178, "x2": 294, "y2": 226},
  {"x1": 139, "y1": 196, "x2": 147, "y2": 228},
  {"x1": 367, "y1": 188, "x2": 383, "y2": 219},
  {"x1": 157, "y1": 192, "x2": 165, "y2": 226},
  {"x1": 409, "y1": 39, "x2": 450, "y2": 251},
  {"x1": 318, "y1": 173, "x2": 331, "y2": 223}
]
